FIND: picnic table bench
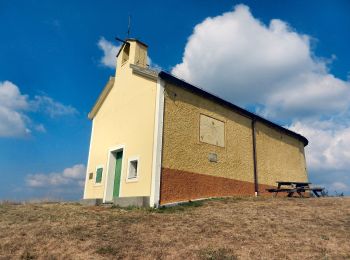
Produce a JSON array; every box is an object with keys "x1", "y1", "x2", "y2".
[{"x1": 266, "y1": 181, "x2": 324, "y2": 197}]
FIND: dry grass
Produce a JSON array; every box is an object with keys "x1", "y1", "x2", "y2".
[{"x1": 0, "y1": 197, "x2": 350, "y2": 259}]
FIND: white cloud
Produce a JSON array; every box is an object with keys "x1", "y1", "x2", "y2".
[
  {"x1": 288, "y1": 117, "x2": 350, "y2": 194},
  {"x1": 0, "y1": 81, "x2": 31, "y2": 137},
  {"x1": 0, "y1": 81, "x2": 30, "y2": 110},
  {"x1": 330, "y1": 182, "x2": 348, "y2": 192},
  {"x1": 98, "y1": 37, "x2": 121, "y2": 68},
  {"x1": 0, "y1": 106, "x2": 30, "y2": 137},
  {"x1": 0, "y1": 81, "x2": 77, "y2": 137},
  {"x1": 289, "y1": 120, "x2": 350, "y2": 172},
  {"x1": 172, "y1": 4, "x2": 350, "y2": 194},
  {"x1": 32, "y1": 95, "x2": 78, "y2": 118},
  {"x1": 172, "y1": 4, "x2": 350, "y2": 121},
  {"x1": 26, "y1": 164, "x2": 86, "y2": 188},
  {"x1": 34, "y1": 124, "x2": 46, "y2": 133}
]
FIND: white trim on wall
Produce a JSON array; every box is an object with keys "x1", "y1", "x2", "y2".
[
  {"x1": 103, "y1": 145, "x2": 126, "y2": 203},
  {"x1": 126, "y1": 156, "x2": 140, "y2": 183},
  {"x1": 83, "y1": 119, "x2": 95, "y2": 199},
  {"x1": 150, "y1": 78, "x2": 165, "y2": 207}
]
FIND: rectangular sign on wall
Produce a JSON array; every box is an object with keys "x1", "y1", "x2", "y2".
[{"x1": 199, "y1": 114, "x2": 225, "y2": 147}]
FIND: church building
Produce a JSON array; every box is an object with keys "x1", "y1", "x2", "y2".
[{"x1": 83, "y1": 39, "x2": 309, "y2": 207}]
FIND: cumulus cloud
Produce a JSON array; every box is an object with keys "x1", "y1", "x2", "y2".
[
  {"x1": 0, "y1": 80, "x2": 77, "y2": 137},
  {"x1": 26, "y1": 164, "x2": 86, "y2": 188},
  {"x1": 24, "y1": 164, "x2": 86, "y2": 200},
  {"x1": 172, "y1": 4, "x2": 350, "y2": 194},
  {"x1": 0, "y1": 81, "x2": 31, "y2": 137},
  {"x1": 172, "y1": 4, "x2": 350, "y2": 121},
  {"x1": 98, "y1": 37, "x2": 121, "y2": 68},
  {"x1": 289, "y1": 120, "x2": 350, "y2": 172}
]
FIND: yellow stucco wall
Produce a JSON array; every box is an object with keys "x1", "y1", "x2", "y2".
[
  {"x1": 162, "y1": 83, "x2": 308, "y2": 188},
  {"x1": 162, "y1": 83, "x2": 255, "y2": 183},
  {"x1": 84, "y1": 42, "x2": 157, "y2": 199},
  {"x1": 255, "y1": 122, "x2": 308, "y2": 186}
]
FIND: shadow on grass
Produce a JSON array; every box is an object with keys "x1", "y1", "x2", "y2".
[
  {"x1": 152, "y1": 200, "x2": 204, "y2": 213},
  {"x1": 110, "y1": 200, "x2": 204, "y2": 213},
  {"x1": 198, "y1": 248, "x2": 238, "y2": 260},
  {"x1": 95, "y1": 245, "x2": 121, "y2": 256},
  {"x1": 108, "y1": 196, "x2": 277, "y2": 213}
]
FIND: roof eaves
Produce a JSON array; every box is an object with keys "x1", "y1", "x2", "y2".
[
  {"x1": 125, "y1": 38, "x2": 148, "y2": 47},
  {"x1": 158, "y1": 71, "x2": 308, "y2": 146}
]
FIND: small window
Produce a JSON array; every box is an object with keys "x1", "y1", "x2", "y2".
[
  {"x1": 128, "y1": 159, "x2": 138, "y2": 179},
  {"x1": 95, "y1": 167, "x2": 103, "y2": 183},
  {"x1": 88, "y1": 172, "x2": 93, "y2": 180}
]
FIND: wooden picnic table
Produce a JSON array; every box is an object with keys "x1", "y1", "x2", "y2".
[
  {"x1": 266, "y1": 181, "x2": 324, "y2": 197},
  {"x1": 276, "y1": 181, "x2": 311, "y2": 188}
]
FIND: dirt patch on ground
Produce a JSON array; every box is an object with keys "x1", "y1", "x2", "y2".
[{"x1": 0, "y1": 197, "x2": 349, "y2": 259}]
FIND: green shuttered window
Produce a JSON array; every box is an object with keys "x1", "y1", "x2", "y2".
[{"x1": 95, "y1": 167, "x2": 103, "y2": 183}]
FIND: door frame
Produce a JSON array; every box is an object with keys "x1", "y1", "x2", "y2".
[{"x1": 103, "y1": 144, "x2": 126, "y2": 203}]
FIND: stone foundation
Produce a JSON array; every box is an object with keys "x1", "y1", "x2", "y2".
[{"x1": 113, "y1": 196, "x2": 150, "y2": 207}]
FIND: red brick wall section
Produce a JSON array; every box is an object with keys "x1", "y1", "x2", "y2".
[{"x1": 160, "y1": 168, "x2": 276, "y2": 205}]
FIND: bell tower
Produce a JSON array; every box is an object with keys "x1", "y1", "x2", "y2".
[{"x1": 116, "y1": 38, "x2": 148, "y2": 72}]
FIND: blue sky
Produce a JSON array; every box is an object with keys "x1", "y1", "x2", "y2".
[{"x1": 1, "y1": 0, "x2": 350, "y2": 200}]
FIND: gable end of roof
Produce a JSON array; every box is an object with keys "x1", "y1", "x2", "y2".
[{"x1": 88, "y1": 76, "x2": 115, "y2": 120}]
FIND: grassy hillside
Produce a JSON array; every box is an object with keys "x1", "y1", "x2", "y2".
[{"x1": 0, "y1": 197, "x2": 349, "y2": 259}]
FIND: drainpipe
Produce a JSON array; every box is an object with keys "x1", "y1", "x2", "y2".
[{"x1": 251, "y1": 118, "x2": 259, "y2": 196}]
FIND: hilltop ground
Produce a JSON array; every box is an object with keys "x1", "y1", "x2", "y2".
[{"x1": 0, "y1": 197, "x2": 349, "y2": 259}]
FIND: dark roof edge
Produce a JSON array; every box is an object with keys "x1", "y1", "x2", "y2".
[
  {"x1": 125, "y1": 38, "x2": 148, "y2": 47},
  {"x1": 159, "y1": 71, "x2": 308, "y2": 147}
]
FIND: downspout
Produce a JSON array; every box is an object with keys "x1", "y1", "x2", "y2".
[{"x1": 251, "y1": 118, "x2": 259, "y2": 196}]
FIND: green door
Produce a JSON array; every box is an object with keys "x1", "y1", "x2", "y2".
[{"x1": 113, "y1": 151, "x2": 123, "y2": 197}]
